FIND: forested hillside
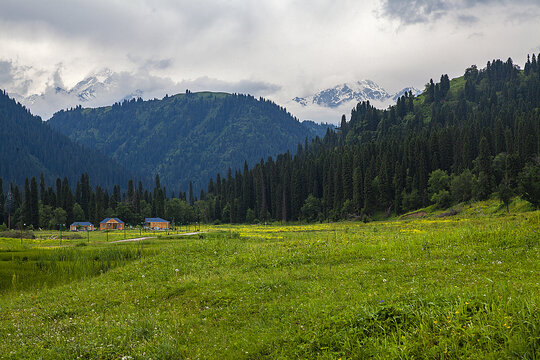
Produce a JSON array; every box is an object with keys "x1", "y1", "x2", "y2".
[
  {"x1": 0, "y1": 90, "x2": 137, "y2": 191},
  {"x1": 48, "y1": 92, "x2": 331, "y2": 193},
  {"x1": 195, "y1": 56, "x2": 540, "y2": 222}
]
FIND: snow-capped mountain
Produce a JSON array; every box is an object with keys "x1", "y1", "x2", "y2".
[
  {"x1": 13, "y1": 69, "x2": 148, "y2": 119},
  {"x1": 293, "y1": 80, "x2": 422, "y2": 109},
  {"x1": 23, "y1": 69, "x2": 120, "y2": 106},
  {"x1": 286, "y1": 80, "x2": 422, "y2": 124}
]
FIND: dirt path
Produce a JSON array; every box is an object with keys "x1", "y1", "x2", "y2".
[
  {"x1": 110, "y1": 231, "x2": 205, "y2": 243},
  {"x1": 169, "y1": 232, "x2": 204, "y2": 237},
  {"x1": 110, "y1": 236, "x2": 155, "y2": 243}
]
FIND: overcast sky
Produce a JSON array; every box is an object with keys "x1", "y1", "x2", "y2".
[{"x1": 1, "y1": 0, "x2": 539, "y2": 122}]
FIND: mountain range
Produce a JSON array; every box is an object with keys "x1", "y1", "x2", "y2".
[
  {"x1": 10, "y1": 69, "x2": 149, "y2": 120},
  {"x1": 293, "y1": 80, "x2": 422, "y2": 109},
  {"x1": 9, "y1": 68, "x2": 421, "y2": 125}
]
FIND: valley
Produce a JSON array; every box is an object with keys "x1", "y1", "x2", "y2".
[{"x1": 0, "y1": 204, "x2": 537, "y2": 358}]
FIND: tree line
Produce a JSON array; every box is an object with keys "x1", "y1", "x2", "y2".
[{"x1": 0, "y1": 174, "x2": 199, "y2": 230}]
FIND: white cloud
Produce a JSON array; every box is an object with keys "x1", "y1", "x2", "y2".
[
  {"x1": 0, "y1": 0, "x2": 539, "y2": 122},
  {"x1": 7, "y1": 64, "x2": 282, "y2": 120}
]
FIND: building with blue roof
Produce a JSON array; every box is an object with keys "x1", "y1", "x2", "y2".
[
  {"x1": 70, "y1": 222, "x2": 95, "y2": 231},
  {"x1": 99, "y1": 218, "x2": 125, "y2": 230},
  {"x1": 145, "y1": 217, "x2": 170, "y2": 230}
]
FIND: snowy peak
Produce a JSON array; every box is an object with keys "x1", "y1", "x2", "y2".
[
  {"x1": 13, "y1": 69, "x2": 150, "y2": 119},
  {"x1": 293, "y1": 80, "x2": 421, "y2": 109},
  {"x1": 22, "y1": 69, "x2": 119, "y2": 106},
  {"x1": 70, "y1": 69, "x2": 115, "y2": 102}
]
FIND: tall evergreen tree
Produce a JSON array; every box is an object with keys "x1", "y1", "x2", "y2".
[
  {"x1": 30, "y1": 176, "x2": 39, "y2": 228},
  {"x1": 23, "y1": 178, "x2": 31, "y2": 226}
]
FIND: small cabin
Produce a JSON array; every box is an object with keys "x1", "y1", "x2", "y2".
[
  {"x1": 99, "y1": 218, "x2": 125, "y2": 230},
  {"x1": 145, "y1": 217, "x2": 170, "y2": 230},
  {"x1": 70, "y1": 222, "x2": 94, "y2": 231}
]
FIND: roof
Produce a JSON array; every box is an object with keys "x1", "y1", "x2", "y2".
[
  {"x1": 100, "y1": 218, "x2": 125, "y2": 224},
  {"x1": 71, "y1": 222, "x2": 93, "y2": 226},
  {"x1": 145, "y1": 217, "x2": 170, "y2": 223}
]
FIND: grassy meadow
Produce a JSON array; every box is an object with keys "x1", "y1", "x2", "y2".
[{"x1": 0, "y1": 202, "x2": 538, "y2": 359}]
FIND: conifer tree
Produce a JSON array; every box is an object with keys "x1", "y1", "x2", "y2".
[
  {"x1": 30, "y1": 177, "x2": 39, "y2": 227},
  {"x1": 23, "y1": 178, "x2": 31, "y2": 226},
  {"x1": 39, "y1": 173, "x2": 46, "y2": 203}
]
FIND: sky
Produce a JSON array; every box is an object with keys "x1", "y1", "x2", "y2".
[{"x1": 1, "y1": 0, "x2": 539, "y2": 122}]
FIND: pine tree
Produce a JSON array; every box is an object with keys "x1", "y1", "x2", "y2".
[
  {"x1": 474, "y1": 137, "x2": 493, "y2": 199},
  {"x1": 0, "y1": 178, "x2": 4, "y2": 226},
  {"x1": 5, "y1": 191, "x2": 15, "y2": 229},
  {"x1": 56, "y1": 178, "x2": 62, "y2": 208},
  {"x1": 23, "y1": 178, "x2": 31, "y2": 226},
  {"x1": 30, "y1": 177, "x2": 39, "y2": 227},
  {"x1": 39, "y1": 173, "x2": 46, "y2": 203},
  {"x1": 189, "y1": 181, "x2": 194, "y2": 206},
  {"x1": 427, "y1": 79, "x2": 435, "y2": 102},
  {"x1": 62, "y1": 177, "x2": 74, "y2": 226}
]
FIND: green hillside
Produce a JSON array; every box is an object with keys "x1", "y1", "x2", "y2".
[
  {"x1": 48, "y1": 92, "x2": 331, "y2": 193},
  {"x1": 0, "y1": 90, "x2": 138, "y2": 190}
]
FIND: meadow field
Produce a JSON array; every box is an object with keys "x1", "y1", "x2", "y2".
[{"x1": 0, "y1": 202, "x2": 538, "y2": 359}]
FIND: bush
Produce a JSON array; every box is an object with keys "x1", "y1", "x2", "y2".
[
  {"x1": 401, "y1": 189, "x2": 421, "y2": 212},
  {"x1": 431, "y1": 190, "x2": 452, "y2": 209},
  {"x1": 451, "y1": 169, "x2": 473, "y2": 203},
  {"x1": 245, "y1": 208, "x2": 256, "y2": 223},
  {"x1": 518, "y1": 161, "x2": 540, "y2": 208},
  {"x1": 300, "y1": 195, "x2": 323, "y2": 222},
  {"x1": 428, "y1": 169, "x2": 450, "y2": 196},
  {"x1": 0, "y1": 231, "x2": 35, "y2": 239}
]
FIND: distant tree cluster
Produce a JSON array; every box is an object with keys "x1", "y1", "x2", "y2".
[{"x1": 0, "y1": 174, "x2": 198, "y2": 230}]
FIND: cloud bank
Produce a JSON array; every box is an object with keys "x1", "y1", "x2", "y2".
[{"x1": 1, "y1": 0, "x2": 539, "y2": 122}]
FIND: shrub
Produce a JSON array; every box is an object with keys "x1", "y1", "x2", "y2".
[
  {"x1": 0, "y1": 230, "x2": 35, "y2": 239},
  {"x1": 518, "y1": 161, "x2": 540, "y2": 208},
  {"x1": 431, "y1": 190, "x2": 452, "y2": 209}
]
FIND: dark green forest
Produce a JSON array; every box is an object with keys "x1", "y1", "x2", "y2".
[
  {"x1": 1, "y1": 56, "x2": 539, "y2": 230},
  {"x1": 0, "y1": 90, "x2": 140, "y2": 190},
  {"x1": 195, "y1": 56, "x2": 539, "y2": 222},
  {"x1": 48, "y1": 91, "x2": 331, "y2": 193}
]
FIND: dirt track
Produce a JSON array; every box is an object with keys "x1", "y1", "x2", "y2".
[{"x1": 110, "y1": 232, "x2": 204, "y2": 243}]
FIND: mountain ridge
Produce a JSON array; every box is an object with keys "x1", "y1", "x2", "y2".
[
  {"x1": 293, "y1": 80, "x2": 422, "y2": 109},
  {"x1": 48, "y1": 91, "x2": 333, "y2": 193}
]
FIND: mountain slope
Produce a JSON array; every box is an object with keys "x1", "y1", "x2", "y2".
[
  {"x1": 48, "y1": 92, "x2": 330, "y2": 193},
  {"x1": 0, "y1": 90, "x2": 138, "y2": 189}
]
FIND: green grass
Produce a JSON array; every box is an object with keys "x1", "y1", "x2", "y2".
[{"x1": 0, "y1": 209, "x2": 538, "y2": 359}]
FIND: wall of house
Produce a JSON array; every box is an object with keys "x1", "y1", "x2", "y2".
[
  {"x1": 147, "y1": 222, "x2": 169, "y2": 229},
  {"x1": 100, "y1": 222, "x2": 124, "y2": 230},
  {"x1": 70, "y1": 225, "x2": 94, "y2": 231}
]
